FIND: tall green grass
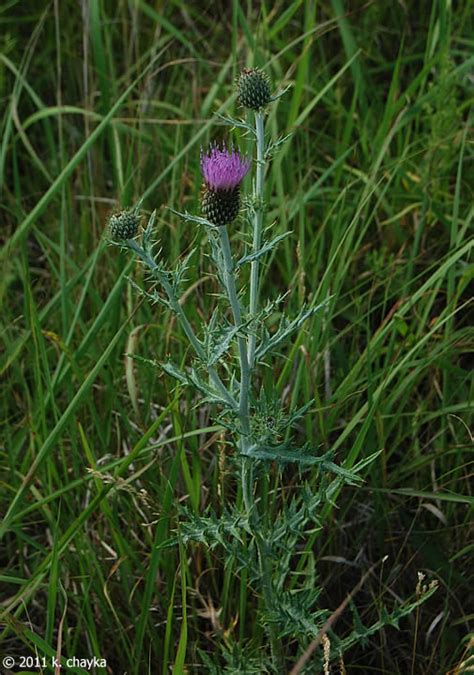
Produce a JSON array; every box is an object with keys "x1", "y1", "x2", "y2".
[{"x1": 1, "y1": 1, "x2": 472, "y2": 672}]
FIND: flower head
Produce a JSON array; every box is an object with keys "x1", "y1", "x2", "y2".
[
  {"x1": 200, "y1": 145, "x2": 250, "y2": 227},
  {"x1": 237, "y1": 67, "x2": 272, "y2": 111},
  {"x1": 201, "y1": 144, "x2": 250, "y2": 192},
  {"x1": 108, "y1": 207, "x2": 141, "y2": 241}
]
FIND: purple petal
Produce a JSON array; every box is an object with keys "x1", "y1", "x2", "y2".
[{"x1": 201, "y1": 144, "x2": 250, "y2": 191}]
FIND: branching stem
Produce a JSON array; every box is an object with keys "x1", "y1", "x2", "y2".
[
  {"x1": 217, "y1": 221, "x2": 283, "y2": 672},
  {"x1": 128, "y1": 240, "x2": 237, "y2": 411}
]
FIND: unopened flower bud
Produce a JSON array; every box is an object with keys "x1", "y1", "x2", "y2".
[
  {"x1": 237, "y1": 68, "x2": 271, "y2": 111},
  {"x1": 108, "y1": 208, "x2": 140, "y2": 240}
]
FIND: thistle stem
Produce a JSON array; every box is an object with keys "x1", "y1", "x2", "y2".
[
  {"x1": 217, "y1": 226, "x2": 283, "y2": 672},
  {"x1": 128, "y1": 240, "x2": 237, "y2": 411},
  {"x1": 257, "y1": 536, "x2": 284, "y2": 672},
  {"x1": 217, "y1": 226, "x2": 251, "y2": 448},
  {"x1": 247, "y1": 111, "x2": 265, "y2": 369}
]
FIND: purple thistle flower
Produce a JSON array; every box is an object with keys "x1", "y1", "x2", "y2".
[{"x1": 201, "y1": 144, "x2": 250, "y2": 192}]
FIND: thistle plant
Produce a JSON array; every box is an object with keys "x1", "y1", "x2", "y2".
[{"x1": 108, "y1": 66, "x2": 437, "y2": 673}]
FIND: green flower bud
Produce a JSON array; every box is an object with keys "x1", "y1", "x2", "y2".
[
  {"x1": 201, "y1": 184, "x2": 241, "y2": 227},
  {"x1": 237, "y1": 67, "x2": 272, "y2": 111},
  {"x1": 108, "y1": 208, "x2": 140, "y2": 241}
]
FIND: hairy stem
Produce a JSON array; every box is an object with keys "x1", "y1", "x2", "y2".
[
  {"x1": 247, "y1": 111, "x2": 265, "y2": 368},
  {"x1": 217, "y1": 226, "x2": 283, "y2": 671},
  {"x1": 217, "y1": 226, "x2": 251, "y2": 447},
  {"x1": 257, "y1": 536, "x2": 284, "y2": 672},
  {"x1": 127, "y1": 240, "x2": 237, "y2": 410}
]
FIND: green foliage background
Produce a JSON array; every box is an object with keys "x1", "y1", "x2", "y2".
[{"x1": 1, "y1": 1, "x2": 472, "y2": 672}]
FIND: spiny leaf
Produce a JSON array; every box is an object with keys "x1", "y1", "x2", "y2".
[
  {"x1": 202, "y1": 311, "x2": 241, "y2": 366},
  {"x1": 168, "y1": 206, "x2": 214, "y2": 228},
  {"x1": 134, "y1": 357, "x2": 233, "y2": 408},
  {"x1": 337, "y1": 582, "x2": 438, "y2": 654},
  {"x1": 126, "y1": 276, "x2": 169, "y2": 309},
  {"x1": 267, "y1": 486, "x2": 322, "y2": 548},
  {"x1": 171, "y1": 247, "x2": 197, "y2": 295},
  {"x1": 255, "y1": 300, "x2": 330, "y2": 360},
  {"x1": 245, "y1": 443, "x2": 364, "y2": 484},
  {"x1": 270, "y1": 82, "x2": 292, "y2": 102},
  {"x1": 263, "y1": 589, "x2": 328, "y2": 639},
  {"x1": 237, "y1": 231, "x2": 292, "y2": 265},
  {"x1": 175, "y1": 508, "x2": 258, "y2": 576},
  {"x1": 286, "y1": 399, "x2": 315, "y2": 426},
  {"x1": 142, "y1": 208, "x2": 157, "y2": 250},
  {"x1": 160, "y1": 360, "x2": 231, "y2": 406},
  {"x1": 265, "y1": 132, "x2": 293, "y2": 159},
  {"x1": 214, "y1": 112, "x2": 256, "y2": 135}
]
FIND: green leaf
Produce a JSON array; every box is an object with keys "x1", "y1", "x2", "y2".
[
  {"x1": 214, "y1": 112, "x2": 256, "y2": 135},
  {"x1": 246, "y1": 443, "x2": 363, "y2": 484},
  {"x1": 255, "y1": 300, "x2": 330, "y2": 360},
  {"x1": 202, "y1": 310, "x2": 245, "y2": 368},
  {"x1": 237, "y1": 232, "x2": 292, "y2": 265},
  {"x1": 158, "y1": 359, "x2": 234, "y2": 408},
  {"x1": 168, "y1": 206, "x2": 214, "y2": 228},
  {"x1": 142, "y1": 208, "x2": 157, "y2": 250}
]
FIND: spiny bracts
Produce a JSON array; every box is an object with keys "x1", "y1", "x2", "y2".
[
  {"x1": 108, "y1": 208, "x2": 140, "y2": 240},
  {"x1": 237, "y1": 67, "x2": 271, "y2": 111},
  {"x1": 201, "y1": 185, "x2": 241, "y2": 227},
  {"x1": 200, "y1": 145, "x2": 250, "y2": 226}
]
